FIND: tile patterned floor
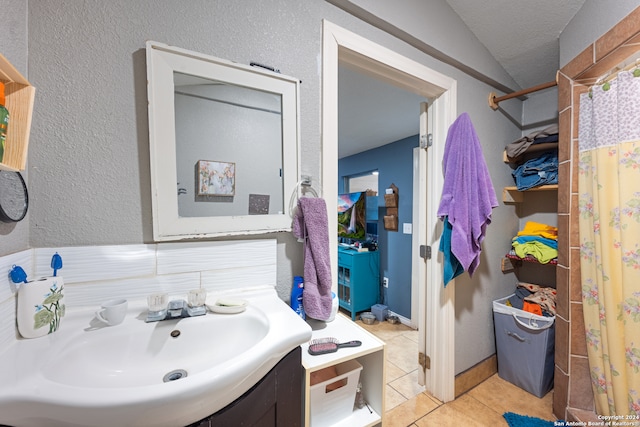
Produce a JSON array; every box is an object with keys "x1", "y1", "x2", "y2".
[{"x1": 356, "y1": 318, "x2": 556, "y2": 426}]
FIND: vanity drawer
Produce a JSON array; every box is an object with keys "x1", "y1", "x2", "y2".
[{"x1": 338, "y1": 250, "x2": 353, "y2": 268}]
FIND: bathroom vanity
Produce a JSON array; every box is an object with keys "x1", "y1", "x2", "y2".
[
  {"x1": 191, "y1": 347, "x2": 302, "y2": 427},
  {"x1": 201, "y1": 313, "x2": 386, "y2": 427},
  {"x1": 0, "y1": 287, "x2": 311, "y2": 427}
]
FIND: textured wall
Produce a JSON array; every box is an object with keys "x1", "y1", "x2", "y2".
[
  {"x1": 560, "y1": 0, "x2": 640, "y2": 67},
  {"x1": 0, "y1": 0, "x2": 29, "y2": 257},
  {"x1": 27, "y1": 1, "x2": 329, "y2": 247},
  {"x1": 21, "y1": 0, "x2": 533, "y2": 373},
  {"x1": 0, "y1": 0, "x2": 27, "y2": 71},
  {"x1": 347, "y1": 0, "x2": 520, "y2": 89}
]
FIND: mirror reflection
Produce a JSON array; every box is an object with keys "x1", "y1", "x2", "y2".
[
  {"x1": 146, "y1": 41, "x2": 299, "y2": 241},
  {"x1": 174, "y1": 73, "x2": 284, "y2": 217}
]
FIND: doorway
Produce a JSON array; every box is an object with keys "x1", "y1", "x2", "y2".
[
  {"x1": 322, "y1": 20, "x2": 457, "y2": 402},
  {"x1": 338, "y1": 64, "x2": 422, "y2": 328}
]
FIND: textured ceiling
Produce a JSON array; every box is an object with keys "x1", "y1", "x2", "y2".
[
  {"x1": 338, "y1": 65, "x2": 425, "y2": 158},
  {"x1": 339, "y1": 1, "x2": 586, "y2": 158},
  {"x1": 445, "y1": 0, "x2": 586, "y2": 88}
]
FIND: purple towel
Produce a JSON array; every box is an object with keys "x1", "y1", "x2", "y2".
[
  {"x1": 292, "y1": 197, "x2": 333, "y2": 321},
  {"x1": 437, "y1": 113, "x2": 498, "y2": 276}
]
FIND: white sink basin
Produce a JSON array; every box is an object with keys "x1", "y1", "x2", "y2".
[
  {"x1": 43, "y1": 307, "x2": 269, "y2": 388},
  {"x1": 0, "y1": 287, "x2": 311, "y2": 427}
]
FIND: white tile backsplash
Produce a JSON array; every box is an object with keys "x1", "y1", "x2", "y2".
[
  {"x1": 201, "y1": 264, "x2": 276, "y2": 292},
  {"x1": 157, "y1": 239, "x2": 276, "y2": 275},
  {"x1": 63, "y1": 272, "x2": 201, "y2": 308},
  {"x1": 1, "y1": 239, "x2": 277, "y2": 343},
  {"x1": 33, "y1": 245, "x2": 157, "y2": 284}
]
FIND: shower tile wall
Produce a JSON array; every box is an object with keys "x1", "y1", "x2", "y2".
[{"x1": 555, "y1": 5, "x2": 640, "y2": 420}]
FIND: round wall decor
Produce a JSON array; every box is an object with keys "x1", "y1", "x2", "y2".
[{"x1": 0, "y1": 170, "x2": 28, "y2": 222}]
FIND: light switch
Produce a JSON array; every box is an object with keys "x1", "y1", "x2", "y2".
[{"x1": 403, "y1": 223, "x2": 412, "y2": 234}]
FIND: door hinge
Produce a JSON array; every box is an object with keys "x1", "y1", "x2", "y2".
[
  {"x1": 419, "y1": 352, "x2": 431, "y2": 370},
  {"x1": 419, "y1": 133, "x2": 432, "y2": 149},
  {"x1": 419, "y1": 245, "x2": 432, "y2": 260}
]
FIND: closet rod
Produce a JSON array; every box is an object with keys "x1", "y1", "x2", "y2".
[{"x1": 488, "y1": 80, "x2": 557, "y2": 110}]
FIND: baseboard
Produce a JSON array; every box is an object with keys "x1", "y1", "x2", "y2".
[
  {"x1": 454, "y1": 354, "x2": 497, "y2": 397},
  {"x1": 387, "y1": 310, "x2": 415, "y2": 329}
]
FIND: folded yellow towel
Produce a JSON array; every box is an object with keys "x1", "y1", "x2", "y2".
[{"x1": 516, "y1": 221, "x2": 557, "y2": 239}]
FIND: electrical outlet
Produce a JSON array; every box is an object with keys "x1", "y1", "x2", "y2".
[{"x1": 383, "y1": 277, "x2": 389, "y2": 288}]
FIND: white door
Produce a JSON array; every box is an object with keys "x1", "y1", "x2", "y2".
[
  {"x1": 322, "y1": 20, "x2": 456, "y2": 402},
  {"x1": 413, "y1": 100, "x2": 455, "y2": 398},
  {"x1": 413, "y1": 102, "x2": 429, "y2": 385}
]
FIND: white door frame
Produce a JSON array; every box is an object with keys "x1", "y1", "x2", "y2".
[{"x1": 321, "y1": 20, "x2": 456, "y2": 402}]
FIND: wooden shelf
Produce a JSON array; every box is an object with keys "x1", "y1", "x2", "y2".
[
  {"x1": 503, "y1": 144, "x2": 558, "y2": 164},
  {"x1": 383, "y1": 183, "x2": 398, "y2": 231},
  {"x1": 505, "y1": 252, "x2": 558, "y2": 266},
  {"x1": 0, "y1": 53, "x2": 35, "y2": 171},
  {"x1": 502, "y1": 184, "x2": 558, "y2": 203}
]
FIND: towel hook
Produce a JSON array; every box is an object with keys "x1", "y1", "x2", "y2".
[{"x1": 289, "y1": 176, "x2": 319, "y2": 217}]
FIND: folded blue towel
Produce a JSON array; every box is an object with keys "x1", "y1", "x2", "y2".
[{"x1": 513, "y1": 235, "x2": 558, "y2": 249}]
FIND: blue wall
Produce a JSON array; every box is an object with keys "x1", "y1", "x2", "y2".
[{"x1": 338, "y1": 135, "x2": 418, "y2": 318}]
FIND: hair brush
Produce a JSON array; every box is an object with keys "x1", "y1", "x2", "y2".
[{"x1": 308, "y1": 337, "x2": 362, "y2": 355}]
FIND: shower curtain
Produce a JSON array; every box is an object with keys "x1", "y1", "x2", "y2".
[{"x1": 578, "y1": 70, "x2": 640, "y2": 415}]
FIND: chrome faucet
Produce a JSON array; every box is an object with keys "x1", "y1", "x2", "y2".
[{"x1": 145, "y1": 298, "x2": 206, "y2": 323}]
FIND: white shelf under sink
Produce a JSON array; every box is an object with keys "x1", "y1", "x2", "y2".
[{"x1": 301, "y1": 313, "x2": 386, "y2": 427}]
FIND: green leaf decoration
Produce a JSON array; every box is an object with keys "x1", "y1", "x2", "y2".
[
  {"x1": 43, "y1": 292, "x2": 63, "y2": 305},
  {"x1": 34, "y1": 309, "x2": 54, "y2": 329},
  {"x1": 633, "y1": 68, "x2": 640, "y2": 78},
  {"x1": 31, "y1": 284, "x2": 65, "y2": 333},
  {"x1": 603, "y1": 82, "x2": 611, "y2": 91}
]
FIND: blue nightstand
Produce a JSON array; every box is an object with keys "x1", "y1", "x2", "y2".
[{"x1": 337, "y1": 246, "x2": 380, "y2": 320}]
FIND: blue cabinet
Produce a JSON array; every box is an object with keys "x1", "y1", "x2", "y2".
[{"x1": 337, "y1": 247, "x2": 380, "y2": 320}]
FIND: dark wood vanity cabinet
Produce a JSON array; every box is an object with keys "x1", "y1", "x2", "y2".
[{"x1": 189, "y1": 347, "x2": 302, "y2": 427}]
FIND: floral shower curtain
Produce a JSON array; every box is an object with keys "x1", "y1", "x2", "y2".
[{"x1": 578, "y1": 70, "x2": 640, "y2": 415}]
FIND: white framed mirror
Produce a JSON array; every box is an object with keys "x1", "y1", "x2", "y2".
[{"x1": 146, "y1": 41, "x2": 300, "y2": 241}]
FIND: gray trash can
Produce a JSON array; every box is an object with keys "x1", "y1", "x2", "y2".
[{"x1": 493, "y1": 295, "x2": 555, "y2": 397}]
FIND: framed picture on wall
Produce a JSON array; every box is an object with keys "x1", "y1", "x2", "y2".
[{"x1": 197, "y1": 160, "x2": 236, "y2": 196}]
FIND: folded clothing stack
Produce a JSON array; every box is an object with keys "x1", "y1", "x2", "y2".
[
  {"x1": 506, "y1": 282, "x2": 557, "y2": 317},
  {"x1": 505, "y1": 124, "x2": 559, "y2": 160},
  {"x1": 505, "y1": 124, "x2": 559, "y2": 191},
  {"x1": 511, "y1": 150, "x2": 558, "y2": 191},
  {"x1": 510, "y1": 221, "x2": 558, "y2": 264}
]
